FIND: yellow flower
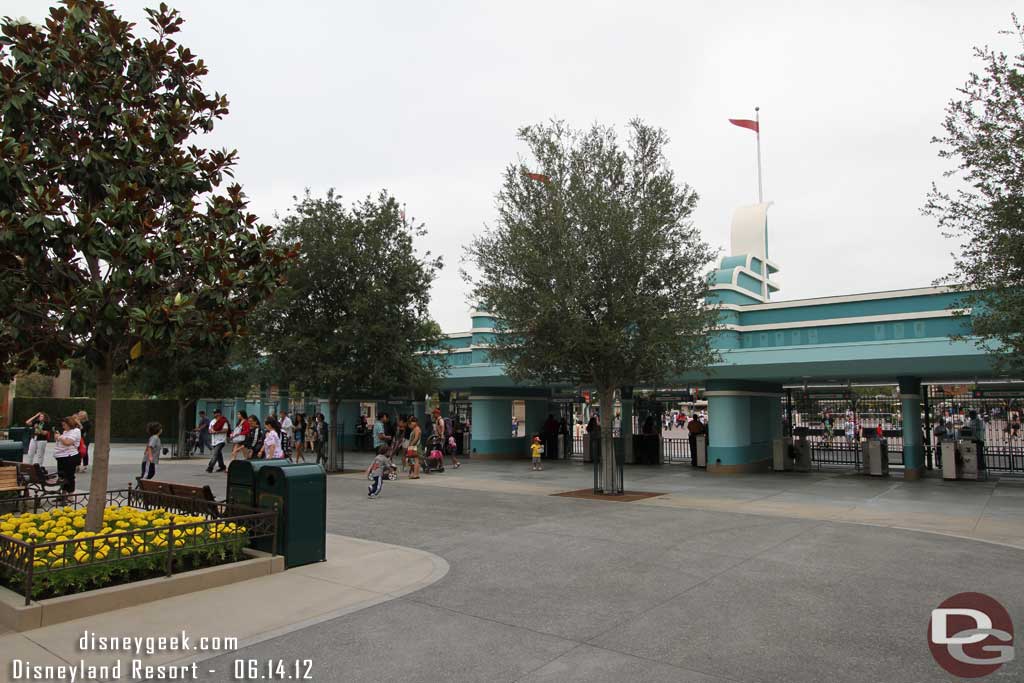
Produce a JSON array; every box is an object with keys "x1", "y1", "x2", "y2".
[
  {"x1": 52, "y1": 558, "x2": 67, "y2": 568},
  {"x1": 74, "y1": 550, "x2": 90, "y2": 563}
]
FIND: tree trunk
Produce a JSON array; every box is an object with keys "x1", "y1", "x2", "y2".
[
  {"x1": 85, "y1": 356, "x2": 113, "y2": 531},
  {"x1": 176, "y1": 399, "x2": 189, "y2": 458},
  {"x1": 599, "y1": 386, "x2": 622, "y2": 495},
  {"x1": 328, "y1": 397, "x2": 340, "y2": 472}
]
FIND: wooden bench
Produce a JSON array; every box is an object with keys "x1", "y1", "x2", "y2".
[
  {"x1": 0, "y1": 464, "x2": 28, "y2": 511},
  {"x1": 16, "y1": 463, "x2": 62, "y2": 496},
  {"x1": 136, "y1": 479, "x2": 220, "y2": 517}
]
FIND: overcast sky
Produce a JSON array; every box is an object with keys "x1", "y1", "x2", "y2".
[{"x1": 9, "y1": 0, "x2": 1019, "y2": 332}]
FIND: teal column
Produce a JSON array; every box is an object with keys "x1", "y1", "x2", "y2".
[
  {"x1": 339, "y1": 401, "x2": 362, "y2": 451},
  {"x1": 469, "y1": 397, "x2": 518, "y2": 458},
  {"x1": 899, "y1": 377, "x2": 924, "y2": 480},
  {"x1": 705, "y1": 380, "x2": 781, "y2": 473}
]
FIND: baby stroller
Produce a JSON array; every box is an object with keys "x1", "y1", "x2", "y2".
[
  {"x1": 383, "y1": 438, "x2": 403, "y2": 481},
  {"x1": 422, "y1": 435, "x2": 445, "y2": 474}
]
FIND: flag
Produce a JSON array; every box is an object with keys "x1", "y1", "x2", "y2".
[
  {"x1": 524, "y1": 171, "x2": 550, "y2": 183},
  {"x1": 728, "y1": 118, "x2": 759, "y2": 133}
]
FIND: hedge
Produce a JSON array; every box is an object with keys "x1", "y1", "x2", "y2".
[{"x1": 11, "y1": 398, "x2": 181, "y2": 441}]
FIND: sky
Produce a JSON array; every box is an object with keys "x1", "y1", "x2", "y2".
[{"x1": 7, "y1": 0, "x2": 1019, "y2": 333}]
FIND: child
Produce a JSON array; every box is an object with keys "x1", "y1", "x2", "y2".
[
  {"x1": 530, "y1": 435, "x2": 543, "y2": 471},
  {"x1": 365, "y1": 446, "x2": 389, "y2": 498},
  {"x1": 426, "y1": 443, "x2": 445, "y2": 472},
  {"x1": 142, "y1": 422, "x2": 161, "y2": 480}
]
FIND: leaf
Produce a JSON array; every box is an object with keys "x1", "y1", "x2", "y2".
[{"x1": 130, "y1": 341, "x2": 143, "y2": 360}]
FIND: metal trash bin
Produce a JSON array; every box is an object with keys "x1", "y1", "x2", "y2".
[
  {"x1": 861, "y1": 439, "x2": 889, "y2": 476},
  {"x1": 940, "y1": 439, "x2": 958, "y2": 480},
  {"x1": 226, "y1": 459, "x2": 278, "y2": 507},
  {"x1": 256, "y1": 463, "x2": 326, "y2": 568},
  {"x1": 772, "y1": 437, "x2": 794, "y2": 471},
  {"x1": 6, "y1": 427, "x2": 29, "y2": 455},
  {"x1": 0, "y1": 441, "x2": 23, "y2": 463},
  {"x1": 959, "y1": 440, "x2": 980, "y2": 480},
  {"x1": 694, "y1": 434, "x2": 707, "y2": 468}
]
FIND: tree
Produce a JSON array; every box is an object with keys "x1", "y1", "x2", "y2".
[
  {"x1": 0, "y1": 2, "x2": 293, "y2": 529},
  {"x1": 926, "y1": 15, "x2": 1024, "y2": 374},
  {"x1": 465, "y1": 120, "x2": 719, "y2": 494},
  {"x1": 120, "y1": 343, "x2": 251, "y2": 456},
  {"x1": 248, "y1": 189, "x2": 445, "y2": 469}
]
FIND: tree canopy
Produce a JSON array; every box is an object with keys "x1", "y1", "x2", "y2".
[
  {"x1": 0, "y1": 1, "x2": 293, "y2": 528},
  {"x1": 926, "y1": 15, "x2": 1024, "y2": 373},
  {"x1": 465, "y1": 119, "x2": 719, "y2": 492},
  {"x1": 248, "y1": 189, "x2": 445, "y2": 466}
]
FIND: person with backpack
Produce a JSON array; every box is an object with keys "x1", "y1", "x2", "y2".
[
  {"x1": 76, "y1": 410, "x2": 91, "y2": 472},
  {"x1": 206, "y1": 408, "x2": 230, "y2": 473}
]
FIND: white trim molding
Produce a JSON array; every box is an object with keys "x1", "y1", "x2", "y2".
[
  {"x1": 715, "y1": 286, "x2": 958, "y2": 312},
  {"x1": 720, "y1": 308, "x2": 967, "y2": 332}
]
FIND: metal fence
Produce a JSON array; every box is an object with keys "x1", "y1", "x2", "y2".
[
  {"x1": 0, "y1": 487, "x2": 277, "y2": 604},
  {"x1": 662, "y1": 438, "x2": 691, "y2": 464}
]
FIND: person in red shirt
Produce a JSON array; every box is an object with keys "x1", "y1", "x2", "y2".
[{"x1": 229, "y1": 410, "x2": 252, "y2": 462}]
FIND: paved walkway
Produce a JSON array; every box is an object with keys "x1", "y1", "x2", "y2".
[
  {"x1": 4, "y1": 450, "x2": 1024, "y2": 681},
  {"x1": 0, "y1": 534, "x2": 447, "y2": 681},
  {"x1": 338, "y1": 455, "x2": 1024, "y2": 550}
]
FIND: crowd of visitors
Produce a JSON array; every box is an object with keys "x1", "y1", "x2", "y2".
[
  {"x1": 200, "y1": 408, "x2": 329, "y2": 472},
  {"x1": 23, "y1": 408, "x2": 96, "y2": 493}
]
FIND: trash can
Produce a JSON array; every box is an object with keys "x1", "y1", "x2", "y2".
[
  {"x1": 6, "y1": 427, "x2": 29, "y2": 455},
  {"x1": 226, "y1": 459, "x2": 281, "y2": 507},
  {"x1": 255, "y1": 463, "x2": 326, "y2": 568},
  {"x1": 0, "y1": 441, "x2": 23, "y2": 463},
  {"x1": 940, "y1": 439, "x2": 958, "y2": 480},
  {"x1": 772, "y1": 437, "x2": 793, "y2": 471},
  {"x1": 959, "y1": 439, "x2": 980, "y2": 480},
  {"x1": 861, "y1": 439, "x2": 889, "y2": 476},
  {"x1": 694, "y1": 434, "x2": 707, "y2": 468}
]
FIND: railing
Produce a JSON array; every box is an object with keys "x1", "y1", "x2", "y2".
[
  {"x1": 662, "y1": 438, "x2": 691, "y2": 464},
  {"x1": 0, "y1": 488, "x2": 277, "y2": 605}
]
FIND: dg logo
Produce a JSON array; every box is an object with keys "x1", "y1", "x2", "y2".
[{"x1": 929, "y1": 592, "x2": 1015, "y2": 678}]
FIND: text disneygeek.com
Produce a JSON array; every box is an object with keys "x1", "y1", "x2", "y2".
[{"x1": 6, "y1": 629, "x2": 312, "y2": 680}]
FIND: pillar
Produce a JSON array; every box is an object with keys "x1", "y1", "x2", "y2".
[
  {"x1": 337, "y1": 400, "x2": 362, "y2": 450},
  {"x1": 468, "y1": 396, "x2": 519, "y2": 458},
  {"x1": 621, "y1": 389, "x2": 634, "y2": 464},
  {"x1": 705, "y1": 380, "x2": 781, "y2": 473},
  {"x1": 51, "y1": 368, "x2": 72, "y2": 398},
  {"x1": 899, "y1": 376, "x2": 924, "y2": 480}
]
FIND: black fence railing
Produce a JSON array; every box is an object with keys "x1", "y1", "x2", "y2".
[
  {"x1": 662, "y1": 438, "x2": 691, "y2": 464},
  {"x1": 0, "y1": 488, "x2": 277, "y2": 605}
]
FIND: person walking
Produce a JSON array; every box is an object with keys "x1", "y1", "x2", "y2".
[
  {"x1": 76, "y1": 410, "x2": 91, "y2": 472},
  {"x1": 229, "y1": 410, "x2": 250, "y2": 462},
  {"x1": 24, "y1": 411, "x2": 51, "y2": 468},
  {"x1": 248, "y1": 414, "x2": 264, "y2": 459},
  {"x1": 206, "y1": 408, "x2": 230, "y2": 473},
  {"x1": 687, "y1": 413, "x2": 705, "y2": 467},
  {"x1": 141, "y1": 421, "x2": 162, "y2": 480},
  {"x1": 314, "y1": 413, "x2": 327, "y2": 464},
  {"x1": 433, "y1": 408, "x2": 460, "y2": 469},
  {"x1": 293, "y1": 413, "x2": 306, "y2": 463},
  {"x1": 53, "y1": 415, "x2": 81, "y2": 493},
  {"x1": 258, "y1": 418, "x2": 284, "y2": 459},
  {"x1": 373, "y1": 413, "x2": 391, "y2": 451},
  {"x1": 365, "y1": 446, "x2": 389, "y2": 498},
  {"x1": 407, "y1": 416, "x2": 422, "y2": 479},
  {"x1": 194, "y1": 410, "x2": 211, "y2": 456},
  {"x1": 280, "y1": 410, "x2": 294, "y2": 460},
  {"x1": 530, "y1": 435, "x2": 543, "y2": 471}
]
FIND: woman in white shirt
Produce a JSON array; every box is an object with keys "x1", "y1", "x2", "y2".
[
  {"x1": 53, "y1": 415, "x2": 82, "y2": 493},
  {"x1": 258, "y1": 418, "x2": 285, "y2": 459}
]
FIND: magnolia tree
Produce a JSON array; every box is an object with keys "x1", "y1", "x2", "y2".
[
  {"x1": 248, "y1": 190, "x2": 445, "y2": 470},
  {"x1": 465, "y1": 120, "x2": 719, "y2": 494},
  {"x1": 926, "y1": 16, "x2": 1024, "y2": 373},
  {"x1": 0, "y1": 2, "x2": 293, "y2": 529}
]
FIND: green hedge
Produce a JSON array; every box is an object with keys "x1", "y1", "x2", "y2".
[{"x1": 11, "y1": 398, "x2": 180, "y2": 441}]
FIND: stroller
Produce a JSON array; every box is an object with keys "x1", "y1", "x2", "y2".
[
  {"x1": 383, "y1": 437, "x2": 404, "y2": 481},
  {"x1": 422, "y1": 435, "x2": 446, "y2": 474}
]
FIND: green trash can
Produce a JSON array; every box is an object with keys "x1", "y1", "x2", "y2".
[
  {"x1": 226, "y1": 459, "x2": 279, "y2": 507},
  {"x1": 255, "y1": 463, "x2": 326, "y2": 568},
  {"x1": 0, "y1": 441, "x2": 23, "y2": 463},
  {"x1": 6, "y1": 427, "x2": 29, "y2": 455}
]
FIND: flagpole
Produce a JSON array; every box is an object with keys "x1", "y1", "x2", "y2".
[{"x1": 755, "y1": 106, "x2": 763, "y2": 204}]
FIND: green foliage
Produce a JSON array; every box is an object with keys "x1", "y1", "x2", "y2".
[
  {"x1": 926, "y1": 15, "x2": 1024, "y2": 373},
  {"x1": 0, "y1": 0, "x2": 294, "y2": 380},
  {"x1": 248, "y1": 189, "x2": 445, "y2": 401},
  {"x1": 11, "y1": 373, "x2": 53, "y2": 398},
  {"x1": 12, "y1": 397, "x2": 178, "y2": 439},
  {"x1": 465, "y1": 119, "x2": 720, "y2": 392}
]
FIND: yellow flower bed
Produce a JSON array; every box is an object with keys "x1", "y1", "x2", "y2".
[{"x1": 0, "y1": 505, "x2": 249, "y2": 599}]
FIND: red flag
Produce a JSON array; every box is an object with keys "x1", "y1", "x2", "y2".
[
  {"x1": 524, "y1": 171, "x2": 550, "y2": 183},
  {"x1": 728, "y1": 118, "x2": 759, "y2": 133}
]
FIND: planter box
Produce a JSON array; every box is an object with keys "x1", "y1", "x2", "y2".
[{"x1": 0, "y1": 548, "x2": 284, "y2": 632}]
